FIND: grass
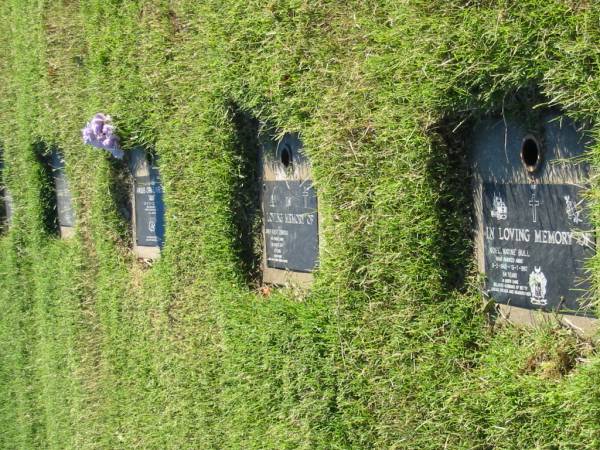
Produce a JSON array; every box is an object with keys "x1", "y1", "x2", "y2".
[{"x1": 0, "y1": 0, "x2": 600, "y2": 448}]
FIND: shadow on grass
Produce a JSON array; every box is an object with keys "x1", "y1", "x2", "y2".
[
  {"x1": 229, "y1": 105, "x2": 262, "y2": 286},
  {"x1": 107, "y1": 153, "x2": 133, "y2": 245},
  {"x1": 34, "y1": 141, "x2": 60, "y2": 236},
  {"x1": 427, "y1": 117, "x2": 475, "y2": 293}
]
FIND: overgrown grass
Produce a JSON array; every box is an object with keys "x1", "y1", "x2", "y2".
[{"x1": 1, "y1": 1, "x2": 600, "y2": 448}]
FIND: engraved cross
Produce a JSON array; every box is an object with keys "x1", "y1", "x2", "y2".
[{"x1": 529, "y1": 186, "x2": 541, "y2": 223}]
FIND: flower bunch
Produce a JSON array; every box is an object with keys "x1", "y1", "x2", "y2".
[{"x1": 82, "y1": 113, "x2": 124, "y2": 159}]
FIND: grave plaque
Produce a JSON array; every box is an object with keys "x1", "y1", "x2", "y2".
[
  {"x1": 0, "y1": 159, "x2": 9, "y2": 227},
  {"x1": 472, "y1": 111, "x2": 596, "y2": 330},
  {"x1": 3, "y1": 190, "x2": 13, "y2": 226},
  {"x1": 50, "y1": 150, "x2": 75, "y2": 238},
  {"x1": 260, "y1": 131, "x2": 319, "y2": 285},
  {"x1": 483, "y1": 183, "x2": 593, "y2": 312},
  {"x1": 129, "y1": 148, "x2": 165, "y2": 259}
]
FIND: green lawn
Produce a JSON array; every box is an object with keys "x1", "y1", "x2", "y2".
[{"x1": 0, "y1": 1, "x2": 599, "y2": 448}]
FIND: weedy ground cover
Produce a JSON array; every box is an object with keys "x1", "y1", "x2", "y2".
[{"x1": 0, "y1": 1, "x2": 599, "y2": 448}]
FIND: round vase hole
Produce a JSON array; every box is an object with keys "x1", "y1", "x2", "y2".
[
  {"x1": 281, "y1": 146, "x2": 292, "y2": 168},
  {"x1": 521, "y1": 135, "x2": 542, "y2": 173}
]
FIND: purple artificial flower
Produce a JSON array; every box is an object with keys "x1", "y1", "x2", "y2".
[
  {"x1": 101, "y1": 135, "x2": 114, "y2": 147},
  {"x1": 82, "y1": 127, "x2": 93, "y2": 144},
  {"x1": 81, "y1": 113, "x2": 124, "y2": 159},
  {"x1": 91, "y1": 118, "x2": 104, "y2": 135},
  {"x1": 102, "y1": 124, "x2": 114, "y2": 137}
]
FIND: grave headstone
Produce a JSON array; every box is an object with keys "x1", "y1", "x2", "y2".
[
  {"x1": 471, "y1": 110, "x2": 596, "y2": 332},
  {"x1": 50, "y1": 150, "x2": 75, "y2": 238},
  {"x1": 3, "y1": 190, "x2": 13, "y2": 226},
  {"x1": 260, "y1": 131, "x2": 319, "y2": 286},
  {"x1": 0, "y1": 159, "x2": 11, "y2": 228},
  {"x1": 129, "y1": 148, "x2": 165, "y2": 259}
]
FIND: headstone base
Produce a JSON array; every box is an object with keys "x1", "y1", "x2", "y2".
[
  {"x1": 133, "y1": 244, "x2": 161, "y2": 260},
  {"x1": 60, "y1": 226, "x2": 75, "y2": 239},
  {"x1": 262, "y1": 267, "x2": 313, "y2": 288},
  {"x1": 496, "y1": 304, "x2": 597, "y2": 336}
]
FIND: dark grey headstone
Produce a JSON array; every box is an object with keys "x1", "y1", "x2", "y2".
[
  {"x1": 263, "y1": 180, "x2": 318, "y2": 272},
  {"x1": 472, "y1": 111, "x2": 595, "y2": 316},
  {"x1": 483, "y1": 182, "x2": 594, "y2": 313},
  {"x1": 130, "y1": 149, "x2": 165, "y2": 248},
  {"x1": 0, "y1": 158, "x2": 10, "y2": 227},
  {"x1": 261, "y1": 132, "x2": 319, "y2": 275},
  {"x1": 50, "y1": 150, "x2": 75, "y2": 228}
]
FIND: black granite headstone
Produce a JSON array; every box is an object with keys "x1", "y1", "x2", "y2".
[
  {"x1": 472, "y1": 111, "x2": 595, "y2": 317},
  {"x1": 261, "y1": 132, "x2": 319, "y2": 277},
  {"x1": 50, "y1": 150, "x2": 75, "y2": 228},
  {"x1": 263, "y1": 179, "x2": 318, "y2": 272},
  {"x1": 130, "y1": 149, "x2": 165, "y2": 249},
  {"x1": 483, "y1": 182, "x2": 594, "y2": 313},
  {"x1": 0, "y1": 158, "x2": 9, "y2": 227}
]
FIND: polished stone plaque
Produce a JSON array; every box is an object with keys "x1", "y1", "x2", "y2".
[
  {"x1": 472, "y1": 110, "x2": 596, "y2": 327},
  {"x1": 0, "y1": 159, "x2": 10, "y2": 227},
  {"x1": 50, "y1": 150, "x2": 75, "y2": 229},
  {"x1": 260, "y1": 131, "x2": 319, "y2": 284},
  {"x1": 130, "y1": 149, "x2": 165, "y2": 251},
  {"x1": 483, "y1": 182, "x2": 594, "y2": 314},
  {"x1": 263, "y1": 179, "x2": 318, "y2": 272}
]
